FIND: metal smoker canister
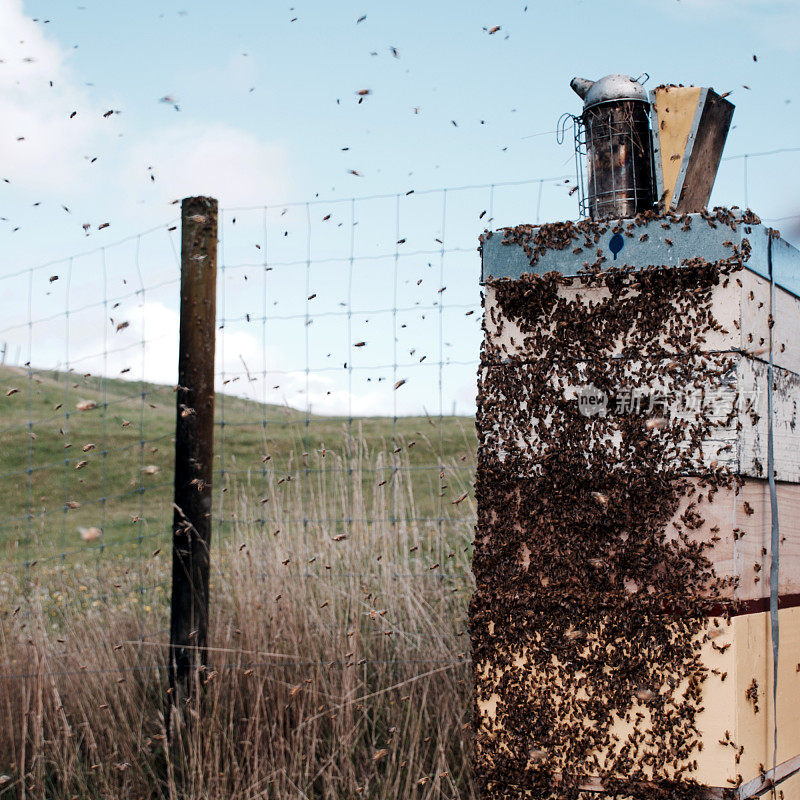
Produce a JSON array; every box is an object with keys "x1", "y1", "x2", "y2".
[{"x1": 571, "y1": 74, "x2": 655, "y2": 219}]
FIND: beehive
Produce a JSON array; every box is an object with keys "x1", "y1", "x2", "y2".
[{"x1": 472, "y1": 209, "x2": 800, "y2": 799}]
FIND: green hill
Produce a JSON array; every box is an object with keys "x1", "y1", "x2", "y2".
[{"x1": 0, "y1": 366, "x2": 476, "y2": 570}]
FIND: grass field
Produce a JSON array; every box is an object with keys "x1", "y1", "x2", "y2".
[
  {"x1": 0, "y1": 364, "x2": 477, "y2": 575},
  {"x1": 0, "y1": 360, "x2": 479, "y2": 799},
  {"x1": 1, "y1": 435, "x2": 477, "y2": 799}
]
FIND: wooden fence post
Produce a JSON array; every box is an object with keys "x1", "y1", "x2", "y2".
[{"x1": 168, "y1": 196, "x2": 218, "y2": 718}]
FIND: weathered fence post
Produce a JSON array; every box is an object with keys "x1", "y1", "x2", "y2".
[{"x1": 168, "y1": 196, "x2": 218, "y2": 718}]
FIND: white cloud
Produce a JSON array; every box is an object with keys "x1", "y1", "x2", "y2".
[
  {"x1": 0, "y1": 1, "x2": 288, "y2": 214},
  {"x1": 4, "y1": 295, "x2": 471, "y2": 418},
  {"x1": 0, "y1": 0, "x2": 116, "y2": 192},
  {"x1": 118, "y1": 304, "x2": 416, "y2": 417},
  {"x1": 261, "y1": 370, "x2": 398, "y2": 417},
  {"x1": 121, "y1": 123, "x2": 289, "y2": 208}
]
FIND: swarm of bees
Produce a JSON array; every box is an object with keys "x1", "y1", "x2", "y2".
[{"x1": 472, "y1": 207, "x2": 764, "y2": 799}]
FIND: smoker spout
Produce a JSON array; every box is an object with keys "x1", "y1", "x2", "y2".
[{"x1": 570, "y1": 77, "x2": 594, "y2": 100}]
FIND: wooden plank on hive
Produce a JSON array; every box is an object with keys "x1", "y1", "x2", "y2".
[
  {"x1": 483, "y1": 271, "x2": 800, "y2": 375},
  {"x1": 475, "y1": 607, "x2": 800, "y2": 791},
  {"x1": 480, "y1": 356, "x2": 800, "y2": 481},
  {"x1": 669, "y1": 479, "x2": 800, "y2": 604},
  {"x1": 732, "y1": 608, "x2": 800, "y2": 790},
  {"x1": 676, "y1": 90, "x2": 735, "y2": 214},
  {"x1": 740, "y1": 761, "x2": 800, "y2": 798}
]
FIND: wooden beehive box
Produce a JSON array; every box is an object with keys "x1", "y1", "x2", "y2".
[{"x1": 472, "y1": 210, "x2": 800, "y2": 799}]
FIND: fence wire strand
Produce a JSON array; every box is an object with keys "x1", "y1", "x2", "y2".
[{"x1": 1, "y1": 153, "x2": 798, "y2": 794}]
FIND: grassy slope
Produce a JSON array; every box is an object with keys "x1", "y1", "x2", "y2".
[{"x1": 0, "y1": 365, "x2": 477, "y2": 568}]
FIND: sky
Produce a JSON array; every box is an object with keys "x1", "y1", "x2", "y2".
[{"x1": 1, "y1": 0, "x2": 799, "y2": 416}]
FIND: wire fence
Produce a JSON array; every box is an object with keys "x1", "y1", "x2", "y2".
[
  {"x1": 0, "y1": 222, "x2": 181, "y2": 625},
  {"x1": 1, "y1": 147, "x2": 799, "y2": 799},
  {"x1": 0, "y1": 174, "x2": 582, "y2": 622},
  {"x1": 0, "y1": 177, "x2": 539, "y2": 800},
  {"x1": 0, "y1": 148, "x2": 798, "y2": 638}
]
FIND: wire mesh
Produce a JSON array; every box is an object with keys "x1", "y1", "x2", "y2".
[
  {"x1": 0, "y1": 223, "x2": 181, "y2": 625},
  {"x1": 0, "y1": 175, "x2": 583, "y2": 641},
  {"x1": 210, "y1": 177, "x2": 585, "y2": 592},
  {"x1": 1, "y1": 156, "x2": 799, "y2": 799},
  {"x1": 0, "y1": 155, "x2": 797, "y2": 649}
]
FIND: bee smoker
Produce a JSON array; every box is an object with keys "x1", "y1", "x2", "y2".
[{"x1": 568, "y1": 74, "x2": 656, "y2": 219}]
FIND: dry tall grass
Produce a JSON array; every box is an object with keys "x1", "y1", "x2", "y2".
[{"x1": 0, "y1": 439, "x2": 475, "y2": 799}]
